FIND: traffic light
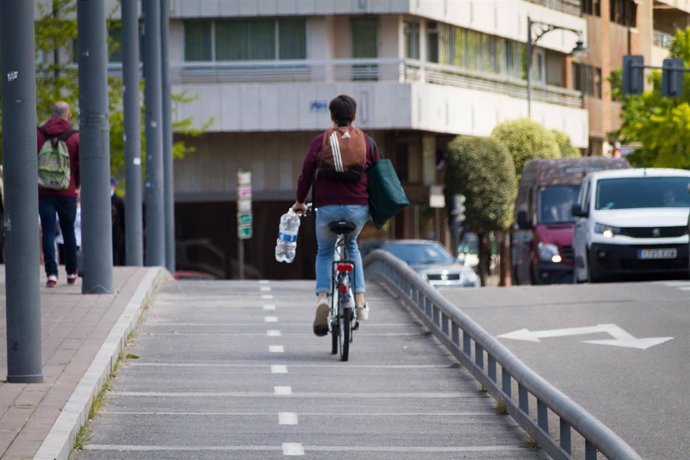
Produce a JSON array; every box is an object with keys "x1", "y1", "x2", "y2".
[
  {"x1": 622, "y1": 55, "x2": 644, "y2": 95},
  {"x1": 453, "y1": 194, "x2": 466, "y2": 222},
  {"x1": 662, "y1": 58, "x2": 684, "y2": 98}
]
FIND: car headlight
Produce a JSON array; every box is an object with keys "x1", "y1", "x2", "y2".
[
  {"x1": 537, "y1": 242, "x2": 561, "y2": 263},
  {"x1": 594, "y1": 222, "x2": 620, "y2": 239}
]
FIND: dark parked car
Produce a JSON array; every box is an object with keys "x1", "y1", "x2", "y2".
[{"x1": 363, "y1": 239, "x2": 480, "y2": 288}]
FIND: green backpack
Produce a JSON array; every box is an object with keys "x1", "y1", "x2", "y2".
[{"x1": 38, "y1": 127, "x2": 75, "y2": 190}]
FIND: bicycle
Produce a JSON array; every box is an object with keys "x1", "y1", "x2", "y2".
[
  {"x1": 298, "y1": 204, "x2": 358, "y2": 362},
  {"x1": 327, "y1": 220, "x2": 359, "y2": 362}
]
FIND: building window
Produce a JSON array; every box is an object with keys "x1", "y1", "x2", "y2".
[
  {"x1": 437, "y1": 25, "x2": 526, "y2": 81},
  {"x1": 573, "y1": 63, "x2": 602, "y2": 98},
  {"x1": 427, "y1": 21, "x2": 439, "y2": 63},
  {"x1": 404, "y1": 20, "x2": 420, "y2": 59},
  {"x1": 610, "y1": 0, "x2": 637, "y2": 27},
  {"x1": 184, "y1": 18, "x2": 306, "y2": 61},
  {"x1": 582, "y1": 0, "x2": 601, "y2": 16},
  {"x1": 351, "y1": 17, "x2": 378, "y2": 81}
]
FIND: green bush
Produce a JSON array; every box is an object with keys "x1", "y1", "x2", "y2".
[
  {"x1": 551, "y1": 129, "x2": 581, "y2": 158},
  {"x1": 444, "y1": 136, "x2": 517, "y2": 233},
  {"x1": 491, "y1": 118, "x2": 560, "y2": 176}
]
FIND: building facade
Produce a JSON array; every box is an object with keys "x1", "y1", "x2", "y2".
[{"x1": 162, "y1": 0, "x2": 589, "y2": 278}]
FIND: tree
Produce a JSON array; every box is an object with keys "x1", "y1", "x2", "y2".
[
  {"x1": 612, "y1": 28, "x2": 690, "y2": 168},
  {"x1": 444, "y1": 136, "x2": 517, "y2": 285},
  {"x1": 490, "y1": 118, "x2": 560, "y2": 177}
]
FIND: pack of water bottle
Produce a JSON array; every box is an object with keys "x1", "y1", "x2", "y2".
[{"x1": 275, "y1": 208, "x2": 301, "y2": 263}]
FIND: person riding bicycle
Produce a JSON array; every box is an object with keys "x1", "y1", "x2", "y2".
[{"x1": 292, "y1": 94, "x2": 380, "y2": 337}]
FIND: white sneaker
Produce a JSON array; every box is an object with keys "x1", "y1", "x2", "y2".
[{"x1": 356, "y1": 304, "x2": 369, "y2": 321}]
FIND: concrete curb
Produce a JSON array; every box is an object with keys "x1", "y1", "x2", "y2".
[{"x1": 34, "y1": 267, "x2": 171, "y2": 460}]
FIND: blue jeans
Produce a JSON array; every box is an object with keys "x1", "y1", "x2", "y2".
[
  {"x1": 39, "y1": 196, "x2": 78, "y2": 277},
  {"x1": 315, "y1": 204, "x2": 369, "y2": 296}
]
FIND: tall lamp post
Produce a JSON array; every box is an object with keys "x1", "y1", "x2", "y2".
[{"x1": 527, "y1": 17, "x2": 586, "y2": 117}]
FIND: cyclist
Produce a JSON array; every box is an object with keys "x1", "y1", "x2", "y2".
[{"x1": 292, "y1": 94, "x2": 380, "y2": 337}]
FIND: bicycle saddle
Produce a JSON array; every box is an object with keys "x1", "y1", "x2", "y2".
[{"x1": 328, "y1": 220, "x2": 357, "y2": 235}]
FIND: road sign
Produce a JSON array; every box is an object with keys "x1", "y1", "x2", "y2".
[
  {"x1": 237, "y1": 170, "x2": 251, "y2": 185},
  {"x1": 238, "y1": 224, "x2": 252, "y2": 239},
  {"x1": 236, "y1": 169, "x2": 252, "y2": 240},
  {"x1": 429, "y1": 185, "x2": 445, "y2": 208},
  {"x1": 237, "y1": 212, "x2": 252, "y2": 225},
  {"x1": 238, "y1": 185, "x2": 252, "y2": 200},
  {"x1": 498, "y1": 323, "x2": 673, "y2": 350}
]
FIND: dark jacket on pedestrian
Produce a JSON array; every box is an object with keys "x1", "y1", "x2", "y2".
[{"x1": 37, "y1": 117, "x2": 80, "y2": 197}]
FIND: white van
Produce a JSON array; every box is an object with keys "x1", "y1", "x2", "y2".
[{"x1": 572, "y1": 168, "x2": 690, "y2": 283}]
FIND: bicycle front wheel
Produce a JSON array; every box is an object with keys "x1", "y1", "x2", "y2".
[{"x1": 339, "y1": 307, "x2": 351, "y2": 361}]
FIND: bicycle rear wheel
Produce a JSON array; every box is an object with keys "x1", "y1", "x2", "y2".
[
  {"x1": 339, "y1": 307, "x2": 351, "y2": 361},
  {"x1": 330, "y1": 317, "x2": 338, "y2": 354}
]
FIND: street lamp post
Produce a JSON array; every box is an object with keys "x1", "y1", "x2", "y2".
[{"x1": 526, "y1": 17, "x2": 586, "y2": 117}]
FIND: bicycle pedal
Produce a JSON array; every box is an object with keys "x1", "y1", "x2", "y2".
[{"x1": 352, "y1": 321, "x2": 359, "y2": 331}]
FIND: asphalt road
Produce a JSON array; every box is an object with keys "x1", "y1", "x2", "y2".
[
  {"x1": 439, "y1": 280, "x2": 690, "y2": 460},
  {"x1": 73, "y1": 279, "x2": 543, "y2": 459}
]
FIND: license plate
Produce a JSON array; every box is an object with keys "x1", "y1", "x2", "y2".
[{"x1": 638, "y1": 249, "x2": 677, "y2": 259}]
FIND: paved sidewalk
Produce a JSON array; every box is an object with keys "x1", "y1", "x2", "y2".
[{"x1": 0, "y1": 265, "x2": 170, "y2": 459}]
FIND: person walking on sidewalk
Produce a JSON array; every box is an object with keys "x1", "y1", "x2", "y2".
[
  {"x1": 37, "y1": 101, "x2": 80, "y2": 288},
  {"x1": 292, "y1": 94, "x2": 380, "y2": 336}
]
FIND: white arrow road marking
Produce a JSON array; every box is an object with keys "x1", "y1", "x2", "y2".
[{"x1": 498, "y1": 323, "x2": 673, "y2": 350}]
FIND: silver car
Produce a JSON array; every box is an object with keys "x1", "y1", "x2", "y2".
[{"x1": 372, "y1": 239, "x2": 480, "y2": 288}]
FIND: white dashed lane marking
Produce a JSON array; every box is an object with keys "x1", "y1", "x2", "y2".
[
  {"x1": 264, "y1": 316, "x2": 278, "y2": 323},
  {"x1": 279, "y1": 412, "x2": 299, "y2": 425},
  {"x1": 271, "y1": 365, "x2": 288, "y2": 374},
  {"x1": 263, "y1": 304, "x2": 276, "y2": 311},
  {"x1": 269, "y1": 345, "x2": 285, "y2": 353},
  {"x1": 282, "y1": 443, "x2": 304, "y2": 456},
  {"x1": 274, "y1": 386, "x2": 292, "y2": 395},
  {"x1": 267, "y1": 330, "x2": 281, "y2": 336}
]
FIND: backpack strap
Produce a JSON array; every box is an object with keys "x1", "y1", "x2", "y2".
[{"x1": 58, "y1": 129, "x2": 76, "y2": 142}]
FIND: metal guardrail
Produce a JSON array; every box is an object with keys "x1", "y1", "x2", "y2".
[{"x1": 364, "y1": 249, "x2": 642, "y2": 460}]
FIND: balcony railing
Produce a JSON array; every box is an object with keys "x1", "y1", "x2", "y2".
[
  {"x1": 172, "y1": 58, "x2": 583, "y2": 109},
  {"x1": 653, "y1": 30, "x2": 674, "y2": 49}
]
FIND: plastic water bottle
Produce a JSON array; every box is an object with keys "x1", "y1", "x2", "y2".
[{"x1": 275, "y1": 208, "x2": 300, "y2": 263}]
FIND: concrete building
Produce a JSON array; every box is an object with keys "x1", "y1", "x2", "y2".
[{"x1": 161, "y1": 0, "x2": 589, "y2": 278}]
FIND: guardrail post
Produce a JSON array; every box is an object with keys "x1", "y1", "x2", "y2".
[
  {"x1": 560, "y1": 420, "x2": 571, "y2": 454},
  {"x1": 519, "y1": 384, "x2": 529, "y2": 413},
  {"x1": 475, "y1": 344, "x2": 484, "y2": 370},
  {"x1": 502, "y1": 369, "x2": 511, "y2": 395},
  {"x1": 537, "y1": 400, "x2": 548, "y2": 432},
  {"x1": 488, "y1": 355, "x2": 497, "y2": 382},
  {"x1": 586, "y1": 441, "x2": 597, "y2": 460},
  {"x1": 463, "y1": 331, "x2": 471, "y2": 357}
]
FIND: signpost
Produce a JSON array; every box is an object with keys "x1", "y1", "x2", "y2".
[{"x1": 237, "y1": 170, "x2": 252, "y2": 279}]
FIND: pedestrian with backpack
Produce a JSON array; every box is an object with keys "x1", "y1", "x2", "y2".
[
  {"x1": 292, "y1": 94, "x2": 380, "y2": 336},
  {"x1": 37, "y1": 101, "x2": 80, "y2": 288}
]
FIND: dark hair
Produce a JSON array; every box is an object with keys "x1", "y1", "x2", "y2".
[{"x1": 329, "y1": 95, "x2": 357, "y2": 126}]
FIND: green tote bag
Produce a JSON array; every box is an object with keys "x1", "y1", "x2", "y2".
[{"x1": 367, "y1": 156, "x2": 410, "y2": 229}]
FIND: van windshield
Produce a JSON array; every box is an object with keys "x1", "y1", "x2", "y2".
[
  {"x1": 595, "y1": 176, "x2": 690, "y2": 210},
  {"x1": 538, "y1": 185, "x2": 579, "y2": 223}
]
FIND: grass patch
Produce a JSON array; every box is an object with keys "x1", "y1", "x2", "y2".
[
  {"x1": 74, "y1": 425, "x2": 91, "y2": 450},
  {"x1": 495, "y1": 399, "x2": 507, "y2": 415}
]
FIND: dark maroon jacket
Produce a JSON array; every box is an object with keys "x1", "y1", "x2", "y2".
[
  {"x1": 296, "y1": 129, "x2": 380, "y2": 207},
  {"x1": 37, "y1": 117, "x2": 80, "y2": 197}
]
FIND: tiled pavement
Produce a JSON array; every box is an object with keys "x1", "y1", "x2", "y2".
[{"x1": 0, "y1": 265, "x2": 170, "y2": 459}]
